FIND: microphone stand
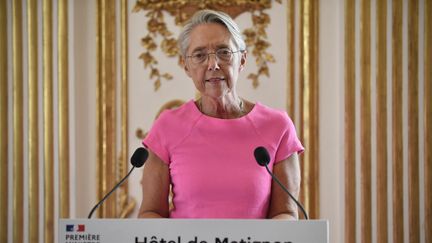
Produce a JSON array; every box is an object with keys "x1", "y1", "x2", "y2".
[
  {"x1": 87, "y1": 166, "x2": 137, "y2": 219},
  {"x1": 264, "y1": 164, "x2": 309, "y2": 220}
]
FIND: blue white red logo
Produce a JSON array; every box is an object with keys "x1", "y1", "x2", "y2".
[{"x1": 66, "y1": 224, "x2": 85, "y2": 232}]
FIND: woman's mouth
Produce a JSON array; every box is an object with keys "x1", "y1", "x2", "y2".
[{"x1": 205, "y1": 77, "x2": 225, "y2": 82}]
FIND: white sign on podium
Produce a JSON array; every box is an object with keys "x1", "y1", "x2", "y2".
[{"x1": 59, "y1": 219, "x2": 328, "y2": 243}]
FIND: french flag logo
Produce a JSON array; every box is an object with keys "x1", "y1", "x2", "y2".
[
  {"x1": 66, "y1": 225, "x2": 74, "y2": 232},
  {"x1": 77, "y1": 224, "x2": 85, "y2": 232},
  {"x1": 66, "y1": 224, "x2": 85, "y2": 232}
]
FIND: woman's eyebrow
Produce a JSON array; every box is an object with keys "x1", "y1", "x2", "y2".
[
  {"x1": 190, "y1": 46, "x2": 207, "y2": 53},
  {"x1": 215, "y1": 44, "x2": 230, "y2": 49},
  {"x1": 190, "y1": 44, "x2": 230, "y2": 53}
]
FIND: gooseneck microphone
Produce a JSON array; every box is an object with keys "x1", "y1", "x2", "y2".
[
  {"x1": 254, "y1": 146, "x2": 309, "y2": 220},
  {"x1": 88, "y1": 147, "x2": 149, "y2": 218}
]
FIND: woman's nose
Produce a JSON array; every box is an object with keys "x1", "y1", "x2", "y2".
[{"x1": 207, "y1": 53, "x2": 220, "y2": 71}]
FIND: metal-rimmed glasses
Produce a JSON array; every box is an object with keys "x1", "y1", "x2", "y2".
[{"x1": 186, "y1": 48, "x2": 243, "y2": 65}]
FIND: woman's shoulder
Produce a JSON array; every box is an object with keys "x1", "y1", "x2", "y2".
[
  {"x1": 250, "y1": 102, "x2": 292, "y2": 125},
  {"x1": 151, "y1": 100, "x2": 201, "y2": 135},
  {"x1": 156, "y1": 100, "x2": 199, "y2": 121},
  {"x1": 146, "y1": 100, "x2": 201, "y2": 149}
]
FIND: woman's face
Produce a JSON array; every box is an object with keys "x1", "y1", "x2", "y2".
[{"x1": 183, "y1": 23, "x2": 247, "y2": 99}]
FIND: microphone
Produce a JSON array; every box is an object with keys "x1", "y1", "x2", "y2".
[
  {"x1": 88, "y1": 147, "x2": 149, "y2": 218},
  {"x1": 253, "y1": 146, "x2": 309, "y2": 220}
]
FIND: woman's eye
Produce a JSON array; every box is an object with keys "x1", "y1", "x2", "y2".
[
  {"x1": 194, "y1": 53, "x2": 206, "y2": 58},
  {"x1": 219, "y1": 50, "x2": 230, "y2": 55}
]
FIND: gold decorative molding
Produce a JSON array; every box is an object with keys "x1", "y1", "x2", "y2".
[
  {"x1": 119, "y1": 0, "x2": 134, "y2": 218},
  {"x1": 43, "y1": 0, "x2": 54, "y2": 241},
  {"x1": 286, "y1": 0, "x2": 295, "y2": 118},
  {"x1": 97, "y1": 0, "x2": 117, "y2": 218},
  {"x1": 392, "y1": 1, "x2": 404, "y2": 242},
  {"x1": 12, "y1": 0, "x2": 24, "y2": 242},
  {"x1": 424, "y1": 0, "x2": 432, "y2": 241},
  {"x1": 96, "y1": 0, "x2": 102, "y2": 217},
  {"x1": 408, "y1": 0, "x2": 420, "y2": 242},
  {"x1": 58, "y1": 0, "x2": 70, "y2": 219},
  {"x1": 27, "y1": 0, "x2": 39, "y2": 241},
  {"x1": 283, "y1": 0, "x2": 320, "y2": 221},
  {"x1": 299, "y1": 0, "x2": 319, "y2": 219},
  {"x1": 133, "y1": 0, "x2": 281, "y2": 90},
  {"x1": 344, "y1": 0, "x2": 356, "y2": 240},
  {"x1": 376, "y1": 1, "x2": 388, "y2": 242},
  {"x1": 0, "y1": 0, "x2": 8, "y2": 242},
  {"x1": 344, "y1": 0, "x2": 429, "y2": 241},
  {"x1": 360, "y1": 0, "x2": 372, "y2": 241}
]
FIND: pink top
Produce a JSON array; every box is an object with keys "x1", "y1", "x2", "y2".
[{"x1": 143, "y1": 100, "x2": 304, "y2": 218}]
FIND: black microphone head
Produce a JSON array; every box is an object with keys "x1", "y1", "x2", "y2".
[
  {"x1": 254, "y1": 146, "x2": 270, "y2": 166},
  {"x1": 130, "y1": 147, "x2": 149, "y2": 168}
]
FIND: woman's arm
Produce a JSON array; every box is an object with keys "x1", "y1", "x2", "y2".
[
  {"x1": 138, "y1": 150, "x2": 170, "y2": 218},
  {"x1": 267, "y1": 152, "x2": 301, "y2": 220}
]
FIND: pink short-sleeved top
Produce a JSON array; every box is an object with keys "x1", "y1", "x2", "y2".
[{"x1": 143, "y1": 100, "x2": 304, "y2": 218}]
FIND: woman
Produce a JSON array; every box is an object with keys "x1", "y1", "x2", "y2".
[{"x1": 138, "y1": 9, "x2": 304, "y2": 219}]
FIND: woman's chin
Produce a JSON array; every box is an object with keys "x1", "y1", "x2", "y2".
[{"x1": 203, "y1": 89, "x2": 229, "y2": 99}]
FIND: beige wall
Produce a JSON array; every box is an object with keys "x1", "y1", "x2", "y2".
[{"x1": 2, "y1": 0, "x2": 429, "y2": 243}]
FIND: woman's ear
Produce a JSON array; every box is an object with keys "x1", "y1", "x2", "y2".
[
  {"x1": 239, "y1": 51, "x2": 247, "y2": 71},
  {"x1": 181, "y1": 57, "x2": 192, "y2": 77}
]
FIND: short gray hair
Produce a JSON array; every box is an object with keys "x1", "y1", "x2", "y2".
[{"x1": 178, "y1": 9, "x2": 246, "y2": 57}]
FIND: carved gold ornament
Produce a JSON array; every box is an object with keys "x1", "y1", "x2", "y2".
[{"x1": 133, "y1": 0, "x2": 281, "y2": 90}]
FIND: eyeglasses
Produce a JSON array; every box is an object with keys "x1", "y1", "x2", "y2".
[{"x1": 186, "y1": 48, "x2": 243, "y2": 65}]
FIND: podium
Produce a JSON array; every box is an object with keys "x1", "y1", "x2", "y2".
[{"x1": 59, "y1": 219, "x2": 328, "y2": 243}]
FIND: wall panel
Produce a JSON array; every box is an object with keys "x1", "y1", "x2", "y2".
[
  {"x1": 43, "y1": 0, "x2": 54, "y2": 242},
  {"x1": 12, "y1": 0, "x2": 24, "y2": 242},
  {"x1": 407, "y1": 1, "x2": 420, "y2": 243},
  {"x1": 391, "y1": 1, "x2": 404, "y2": 242},
  {"x1": 424, "y1": 0, "x2": 432, "y2": 242},
  {"x1": 0, "y1": 0, "x2": 8, "y2": 241},
  {"x1": 299, "y1": 0, "x2": 320, "y2": 219},
  {"x1": 27, "y1": 0, "x2": 39, "y2": 241},
  {"x1": 343, "y1": 0, "x2": 428, "y2": 242},
  {"x1": 58, "y1": 0, "x2": 70, "y2": 219},
  {"x1": 344, "y1": 0, "x2": 356, "y2": 241},
  {"x1": 376, "y1": 1, "x2": 388, "y2": 242},
  {"x1": 360, "y1": 0, "x2": 372, "y2": 242}
]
